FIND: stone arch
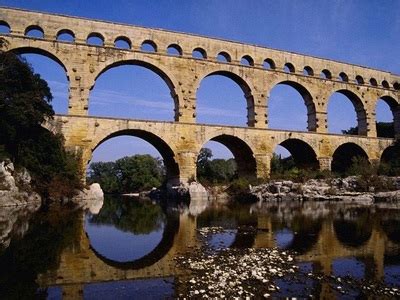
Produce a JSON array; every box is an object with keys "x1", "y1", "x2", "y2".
[
  {"x1": 338, "y1": 72, "x2": 349, "y2": 82},
  {"x1": 197, "y1": 134, "x2": 257, "y2": 179},
  {"x1": 196, "y1": 69, "x2": 256, "y2": 126},
  {"x1": 263, "y1": 58, "x2": 276, "y2": 70},
  {"x1": 87, "y1": 32, "x2": 104, "y2": 46},
  {"x1": 286, "y1": 216, "x2": 322, "y2": 254},
  {"x1": 90, "y1": 129, "x2": 180, "y2": 184},
  {"x1": 192, "y1": 47, "x2": 207, "y2": 59},
  {"x1": 334, "y1": 211, "x2": 373, "y2": 248},
  {"x1": 114, "y1": 36, "x2": 132, "y2": 49},
  {"x1": 382, "y1": 80, "x2": 390, "y2": 89},
  {"x1": 268, "y1": 80, "x2": 317, "y2": 131},
  {"x1": 24, "y1": 25, "x2": 44, "y2": 38},
  {"x1": 376, "y1": 95, "x2": 399, "y2": 137},
  {"x1": 328, "y1": 89, "x2": 367, "y2": 135},
  {"x1": 240, "y1": 55, "x2": 254, "y2": 66},
  {"x1": 303, "y1": 66, "x2": 314, "y2": 76},
  {"x1": 393, "y1": 82, "x2": 400, "y2": 91},
  {"x1": 141, "y1": 39, "x2": 157, "y2": 52},
  {"x1": 56, "y1": 29, "x2": 75, "y2": 42},
  {"x1": 8, "y1": 46, "x2": 70, "y2": 77},
  {"x1": 0, "y1": 20, "x2": 11, "y2": 33},
  {"x1": 356, "y1": 75, "x2": 364, "y2": 85},
  {"x1": 331, "y1": 142, "x2": 369, "y2": 173},
  {"x1": 381, "y1": 143, "x2": 399, "y2": 167},
  {"x1": 93, "y1": 59, "x2": 180, "y2": 121},
  {"x1": 284, "y1": 62, "x2": 295, "y2": 73},
  {"x1": 216, "y1": 51, "x2": 231, "y2": 63},
  {"x1": 167, "y1": 43, "x2": 182, "y2": 56},
  {"x1": 381, "y1": 218, "x2": 400, "y2": 244},
  {"x1": 88, "y1": 209, "x2": 180, "y2": 270},
  {"x1": 370, "y1": 78, "x2": 378, "y2": 86},
  {"x1": 275, "y1": 138, "x2": 319, "y2": 169},
  {"x1": 321, "y1": 69, "x2": 332, "y2": 79}
]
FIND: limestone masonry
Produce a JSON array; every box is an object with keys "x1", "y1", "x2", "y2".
[{"x1": 0, "y1": 7, "x2": 398, "y2": 184}]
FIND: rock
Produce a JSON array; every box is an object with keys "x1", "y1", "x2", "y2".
[
  {"x1": 0, "y1": 161, "x2": 17, "y2": 192},
  {"x1": 0, "y1": 160, "x2": 41, "y2": 206},
  {"x1": 14, "y1": 167, "x2": 31, "y2": 187},
  {"x1": 72, "y1": 183, "x2": 104, "y2": 212}
]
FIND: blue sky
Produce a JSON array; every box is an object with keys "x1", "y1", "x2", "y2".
[{"x1": 0, "y1": 0, "x2": 398, "y2": 161}]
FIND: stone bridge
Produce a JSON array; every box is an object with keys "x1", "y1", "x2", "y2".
[{"x1": 0, "y1": 7, "x2": 399, "y2": 183}]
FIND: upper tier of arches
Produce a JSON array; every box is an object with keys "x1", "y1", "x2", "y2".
[{"x1": 0, "y1": 7, "x2": 399, "y2": 92}]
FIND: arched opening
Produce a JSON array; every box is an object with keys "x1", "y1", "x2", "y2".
[
  {"x1": 192, "y1": 47, "x2": 207, "y2": 59},
  {"x1": 271, "y1": 139, "x2": 319, "y2": 176},
  {"x1": 283, "y1": 62, "x2": 295, "y2": 73},
  {"x1": 216, "y1": 51, "x2": 231, "y2": 63},
  {"x1": 197, "y1": 135, "x2": 257, "y2": 183},
  {"x1": 87, "y1": 32, "x2": 104, "y2": 46},
  {"x1": 114, "y1": 36, "x2": 131, "y2": 49},
  {"x1": 196, "y1": 71, "x2": 253, "y2": 126},
  {"x1": 25, "y1": 25, "x2": 44, "y2": 39},
  {"x1": 375, "y1": 96, "x2": 398, "y2": 138},
  {"x1": 381, "y1": 218, "x2": 400, "y2": 244},
  {"x1": 11, "y1": 48, "x2": 69, "y2": 114},
  {"x1": 89, "y1": 61, "x2": 177, "y2": 121},
  {"x1": 303, "y1": 66, "x2": 314, "y2": 76},
  {"x1": 56, "y1": 29, "x2": 75, "y2": 42},
  {"x1": 381, "y1": 143, "x2": 400, "y2": 176},
  {"x1": 240, "y1": 55, "x2": 254, "y2": 66},
  {"x1": 141, "y1": 40, "x2": 157, "y2": 52},
  {"x1": 286, "y1": 215, "x2": 322, "y2": 254},
  {"x1": 338, "y1": 72, "x2": 349, "y2": 82},
  {"x1": 167, "y1": 44, "x2": 182, "y2": 56},
  {"x1": 89, "y1": 130, "x2": 179, "y2": 186},
  {"x1": 0, "y1": 21, "x2": 10, "y2": 34},
  {"x1": 356, "y1": 75, "x2": 364, "y2": 85},
  {"x1": 382, "y1": 80, "x2": 390, "y2": 88},
  {"x1": 263, "y1": 58, "x2": 276, "y2": 70},
  {"x1": 370, "y1": 78, "x2": 378, "y2": 86},
  {"x1": 327, "y1": 90, "x2": 367, "y2": 135},
  {"x1": 331, "y1": 142, "x2": 369, "y2": 174},
  {"x1": 268, "y1": 81, "x2": 316, "y2": 131},
  {"x1": 334, "y1": 209, "x2": 372, "y2": 248},
  {"x1": 320, "y1": 69, "x2": 332, "y2": 79},
  {"x1": 393, "y1": 82, "x2": 400, "y2": 90}
]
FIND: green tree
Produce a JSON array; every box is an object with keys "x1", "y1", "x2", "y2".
[
  {"x1": 196, "y1": 148, "x2": 237, "y2": 184},
  {"x1": 88, "y1": 154, "x2": 165, "y2": 193},
  {"x1": 342, "y1": 122, "x2": 394, "y2": 138},
  {"x1": 0, "y1": 41, "x2": 82, "y2": 199}
]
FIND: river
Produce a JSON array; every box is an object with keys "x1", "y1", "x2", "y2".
[{"x1": 0, "y1": 195, "x2": 399, "y2": 299}]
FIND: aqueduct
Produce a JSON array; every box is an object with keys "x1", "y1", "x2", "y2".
[{"x1": 0, "y1": 7, "x2": 399, "y2": 184}]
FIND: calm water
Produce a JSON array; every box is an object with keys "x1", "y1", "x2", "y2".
[{"x1": 0, "y1": 195, "x2": 399, "y2": 299}]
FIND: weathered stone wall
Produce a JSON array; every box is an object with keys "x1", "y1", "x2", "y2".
[
  {"x1": 0, "y1": 7, "x2": 399, "y2": 135},
  {"x1": 48, "y1": 115, "x2": 394, "y2": 184},
  {"x1": 1, "y1": 7, "x2": 398, "y2": 184}
]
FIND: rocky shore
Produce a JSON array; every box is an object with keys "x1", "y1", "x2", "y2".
[
  {"x1": 0, "y1": 160, "x2": 41, "y2": 207},
  {"x1": 251, "y1": 176, "x2": 400, "y2": 203}
]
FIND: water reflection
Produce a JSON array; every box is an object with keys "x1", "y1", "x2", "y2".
[
  {"x1": 85, "y1": 196, "x2": 166, "y2": 262},
  {"x1": 0, "y1": 198, "x2": 399, "y2": 298}
]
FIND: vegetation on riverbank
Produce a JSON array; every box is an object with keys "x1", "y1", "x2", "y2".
[
  {"x1": 88, "y1": 155, "x2": 165, "y2": 194},
  {"x1": 0, "y1": 39, "x2": 82, "y2": 200}
]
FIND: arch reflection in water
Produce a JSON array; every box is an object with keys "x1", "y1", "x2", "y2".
[{"x1": 85, "y1": 195, "x2": 166, "y2": 263}]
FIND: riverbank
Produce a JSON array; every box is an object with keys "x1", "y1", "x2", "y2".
[{"x1": 250, "y1": 176, "x2": 400, "y2": 203}]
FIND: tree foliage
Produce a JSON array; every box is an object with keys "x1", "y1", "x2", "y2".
[
  {"x1": 342, "y1": 122, "x2": 394, "y2": 138},
  {"x1": 0, "y1": 44, "x2": 82, "y2": 199},
  {"x1": 88, "y1": 154, "x2": 165, "y2": 193},
  {"x1": 196, "y1": 148, "x2": 237, "y2": 184}
]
